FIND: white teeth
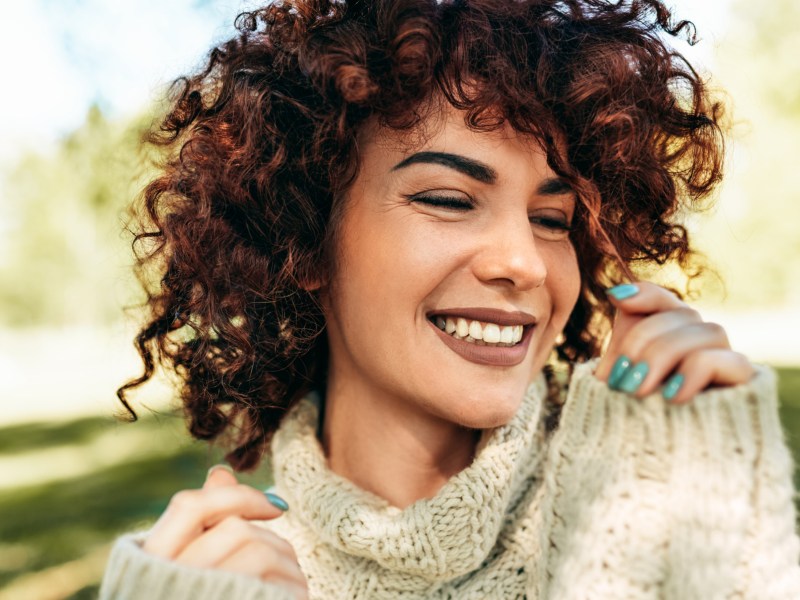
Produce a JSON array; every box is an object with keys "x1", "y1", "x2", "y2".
[
  {"x1": 468, "y1": 320, "x2": 483, "y2": 340},
  {"x1": 456, "y1": 318, "x2": 469, "y2": 338},
  {"x1": 433, "y1": 315, "x2": 529, "y2": 347},
  {"x1": 483, "y1": 323, "x2": 501, "y2": 344},
  {"x1": 445, "y1": 318, "x2": 457, "y2": 334}
]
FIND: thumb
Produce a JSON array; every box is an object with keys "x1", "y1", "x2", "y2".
[{"x1": 204, "y1": 464, "x2": 239, "y2": 489}]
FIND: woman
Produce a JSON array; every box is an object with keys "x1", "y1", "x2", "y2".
[{"x1": 101, "y1": 0, "x2": 800, "y2": 598}]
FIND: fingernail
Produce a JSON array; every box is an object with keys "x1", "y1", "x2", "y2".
[
  {"x1": 607, "y1": 355, "x2": 632, "y2": 389},
  {"x1": 265, "y1": 492, "x2": 289, "y2": 512},
  {"x1": 617, "y1": 361, "x2": 649, "y2": 394},
  {"x1": 207, "y1": 464, "x2": 234, "y2": 477},
  {"x1": 662, "y1": 373, "x2": 685, "y2": 402},
  {"x1": 606, "y1": 283, "x2": 640, "y2": 301}
]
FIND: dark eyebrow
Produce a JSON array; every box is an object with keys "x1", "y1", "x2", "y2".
[
  {"x1": 391, "y1": 151, "x2": 497, "y2": 184},
  {"x1": 537, "y1": 177, "x2": 574, "y2": 196}
]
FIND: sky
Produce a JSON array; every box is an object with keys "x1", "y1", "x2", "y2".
[
  {"x1": 0, "y1": 0, "x2": 251, "y2": 163},
  {"x1": 0, "y1": 0, "x2": 733, "y2": 164}
]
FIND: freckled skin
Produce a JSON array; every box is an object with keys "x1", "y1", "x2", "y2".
[{"x1": 320, "y1": 107, "x2": 581, "y2": 505}]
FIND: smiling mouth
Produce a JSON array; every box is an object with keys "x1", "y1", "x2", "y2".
[{"x1": 430, "y1": 315, "x2": 527, "y2": 347}]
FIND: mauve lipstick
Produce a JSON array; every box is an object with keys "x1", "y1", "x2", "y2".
[{"x1": 426, "y1": 312, "x2": 535, "y2": 367}]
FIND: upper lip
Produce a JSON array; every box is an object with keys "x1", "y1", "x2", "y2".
[{"x1": 427, "y1": 307, "x2": 537, "y2": 327}]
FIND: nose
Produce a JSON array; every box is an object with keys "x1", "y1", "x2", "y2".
[{"x1": 471, "y1": 212, "x2": 548, "y2": 290}]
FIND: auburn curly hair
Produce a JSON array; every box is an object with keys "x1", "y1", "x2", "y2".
[{"x1": 119, "y1": 0, "x2": 724, "y2": 469}]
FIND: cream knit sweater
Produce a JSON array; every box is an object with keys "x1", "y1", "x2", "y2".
[{"x1": 100, "y1": 362, "x2": 800, "y2": 599}]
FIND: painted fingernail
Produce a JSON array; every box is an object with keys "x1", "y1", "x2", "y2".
[
  {"x1": 606, "y1": 283, "x2": 640, "y2": 301},
  {"x1": 662, "y1": 373, "x2": 685, "y2": 402},
  {"x1": 608, "y1": 355, "x2": 632, "y2": 389},
  {"x1": 617, "y1": 361, "x2": 649, "y2": 394},
  {"x1": 207, "y1": 464, "x2": 234, "y2": 478},
  {"x1": 265, "y1": 492, "x2": 289, "y2": 512}
]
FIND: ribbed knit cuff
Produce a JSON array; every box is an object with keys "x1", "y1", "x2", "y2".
[
  {"x1": 99, "y1": 533, "x2": 296, "y2": 600},
  {"x1": 561, "y1": 361, "x2": 787, "y2": 474}
]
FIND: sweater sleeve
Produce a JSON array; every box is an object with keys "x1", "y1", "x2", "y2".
[
  {"x1": 547, "y1": 362, "x2": 800, "y2": 600},
  {"x1": 98, "y1": 532, "x2": 296, "y2": 600}
]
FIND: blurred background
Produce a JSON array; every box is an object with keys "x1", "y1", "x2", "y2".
[{"x1": 0, "y1": 0, "x2": 798, "y2": 598}]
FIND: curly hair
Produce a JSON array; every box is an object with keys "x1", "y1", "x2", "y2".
[{"x1": 119, "y1": 0, "x2": 724, "y2": 470}]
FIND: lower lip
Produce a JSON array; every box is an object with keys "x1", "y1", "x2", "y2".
[{"x1": 428, "y1": 320, "x2": 534, "y2": 367}]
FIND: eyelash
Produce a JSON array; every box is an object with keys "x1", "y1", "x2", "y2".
[
  {"x1": 410, "y1": 195, "x2": 474, "y2": 210},
  {"x1": 410, "y1": 195, "x2": 572, "y2": 232},
  {"x1": 531, "y1": 216, "x2": 572, "y2": 232}
]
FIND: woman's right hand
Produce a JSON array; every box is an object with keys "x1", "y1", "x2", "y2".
[{"x1": 142, "y1": 465, "x2": 308, "y2": 599}]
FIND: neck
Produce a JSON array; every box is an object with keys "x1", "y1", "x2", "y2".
[{"x1": 321, "y1": 371, "x2": 479, "y2": 509}]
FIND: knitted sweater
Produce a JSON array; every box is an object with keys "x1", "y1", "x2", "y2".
[{"x1": 100, "y1": 362, "x2": 800, "y2": 599}]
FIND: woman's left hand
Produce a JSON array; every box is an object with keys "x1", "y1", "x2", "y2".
[{"x1": 594, "y1": 281, "x2": 755, "y2": 404}]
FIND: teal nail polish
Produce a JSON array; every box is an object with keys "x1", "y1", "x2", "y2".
[
  {"x1": 606, "y1": 283, "x2": 640, "y2": 301},
  {"x1": 608, "y1": 355, "x2": 632, "y2": 389},
  {"x1": 265, "y1": 491, "x2": 289, "y2": 512},
  {"x1": 617, "y1": 362, "x2": 649, "y2": 394},
  {"x1": 662, "y1": 373, "x2": 685, "y2": 402}
]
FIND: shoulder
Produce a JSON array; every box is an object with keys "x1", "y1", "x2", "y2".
[
  {"x1": 543, "y1": 361, "x2": 800, "y2": 598},
  {"x1": 550, "y1": 361, "x2": 794, "y2": 506}
]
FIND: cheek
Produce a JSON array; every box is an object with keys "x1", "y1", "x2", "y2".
[{"x1": 545, "y1": 242, "x2": 582, "y2": 322}]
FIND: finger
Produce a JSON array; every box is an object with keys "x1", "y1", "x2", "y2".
[
  {"x1": 204, "y1": 464, "x2": 239, "y2": 490},
  {"x1": 143, "y1": 485, "x2": 286, "y2": 559},
  {"x1": 175, "y1": 515, "x2": 256, "y2": 568},
  {"x1": 597, "y1": 282, "x2": 692, "y2": 380},
  {"x1": 625, "y1": 322, "x2": 731, "y2": 398},
  {"x1": 177, "y1": 517, "x2": 299, "y2": 572},
  {"x1": 667, "y1": 349, "x2": 755, "y2": 405},
  {"x1": 216, "y1": 538, "x2": 307, "y2": 586},
  {"x1": 605, "y1": 281, "x2": 686, "y2": 316},
  {"x1": 609, "y1": 307, "x2": 704, "y2": 363}
]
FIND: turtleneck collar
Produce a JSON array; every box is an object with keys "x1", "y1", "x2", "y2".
[{"x1": 270, "y1": 376, "x2": 549, "y2": 582}]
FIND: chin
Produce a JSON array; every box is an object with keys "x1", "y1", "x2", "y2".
[{"x1": 444, "y1": 387, "x2": 526, "y2": 429}]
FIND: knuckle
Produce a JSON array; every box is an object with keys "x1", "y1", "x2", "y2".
[
  {"x1": 167, "y1": 490, "x2": 198, "y2": 513},
  {"x1": 254, "y1": 542, "x2": 281, "y2": 566},
  {"x1": 677, "y1": 306, "x2": 701, "y2": 322},
  {"x1": 702, "y1": 321, "x2": 729, "y2": 343},
  {"x1": 275, "y1": 536, "x2": 298, "y2": 561},
  {"x1": 219, "y1": 515, "x2": 254, "y2": 539},
  {"x1": 730, "y1": 351, "x2": 752, "y2": 370},
  {"x1": 685, "y1": 348, "x2": 715, "y2": 372}
]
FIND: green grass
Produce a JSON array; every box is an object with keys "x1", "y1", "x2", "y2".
[
  {"x1": 1, "y1": 368, "x2": 799, "y2": 598},
  {"x1": 0, "y1": 413, "x2": 272, "y2": 598},
  {"x1": 778, "y1": 368, "x2": 800, "y2": 491}
]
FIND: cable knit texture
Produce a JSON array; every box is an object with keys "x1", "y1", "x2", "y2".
[{"x1": 100, "y1": 363, "x2": 800, "y2": 599}]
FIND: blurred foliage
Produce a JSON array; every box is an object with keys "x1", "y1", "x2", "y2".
[
  {"x1": 692, "y1": 0, "x2": 800, "y2": 308},
  {"x1": 0, "y1": 105, "x2": 154, "y2": 327},
  {"x1": 0, "y1": 412, "x2": 273, "y2": 598},
  {"x1": 0, "y1": 0, "x2": 798, "y2": 327}
]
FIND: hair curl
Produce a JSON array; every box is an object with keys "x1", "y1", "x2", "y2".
[{"x1": 119, "y1": 0, "x2": 724, "y2": 470}]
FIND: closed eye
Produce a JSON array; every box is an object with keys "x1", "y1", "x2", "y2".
[
  {"x1": 530, "y1": 216, "x2": 571, "y2": 230},
  {"x1": 408, "y1": 195, "x2": 474, "y2": 211},
  {"x1": 530, "y1": 211, "x2": 572, "y2": 241}
]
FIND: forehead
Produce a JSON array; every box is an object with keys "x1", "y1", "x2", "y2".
[{"x1": 357, "y1": 104, "x2": 555, "y2": 177}]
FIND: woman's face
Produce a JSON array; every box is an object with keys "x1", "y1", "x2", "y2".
[{"x1": 322, "y1": 106, "x2": 581, "y2": 428}]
